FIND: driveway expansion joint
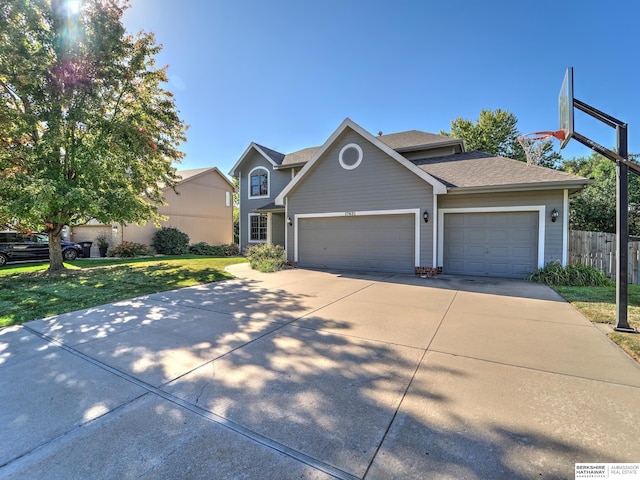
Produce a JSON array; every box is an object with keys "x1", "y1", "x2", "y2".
[
  {"x1": 429, "y1": 348, "x2": 640, "y2": 389},
  {"x1": 21, "y1": 324, "x2": 360, "y2": 480},
  {"x1": 362, "y1": 290, "x2": 458, "y2": 478}
]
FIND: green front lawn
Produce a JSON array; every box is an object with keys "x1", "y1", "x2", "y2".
[
  {"x1": 552, "y1": 285, "x2": 640, "y2": 362},
  {"x1": 0, "y1": 256, "x2": 247, "y2": 327}
]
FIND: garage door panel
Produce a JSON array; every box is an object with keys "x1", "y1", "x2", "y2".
[
  {"x1": 512, "y1": 246, "x2": 536, "y2": 258},
  {"x1": 512, "y1": 262, "x2": 534, "y2": 273},
  {"x1": 487, "y1": 230, "x2": 509, "y2": 242},
  {"x1": 467, "y1": 216, "x2": 487, "y2": 227},
  {"x1": 489, "y1": 216, "x2": 510, "y2": 227},
  {"x1": 447, "y1": 215, "x2": 466, "y2": 227},
  {"x1": 489, "y1": 263, "x2": 509, "y2": 275},
  {"x1": 467, "y1": 230, "x2": 487, "y2": 242},
  {"x1": 465, "y1": 262, "x2": 486, "y2": 275},
  {"x1": 466, "y1": 246, "x2": 486, "y2": 256},
  {"x1": 299, "y1": 214, "x2": 415, "y2": 273},
  {"x1": 444, "y1": 212, "x2": 538, "y2": 278},
  {"x1": 511, "y1": 215, "x2": 535, "y2": 227},
  {"x1": 512, "y1": 230, "x2": 535, "y2": 242}
]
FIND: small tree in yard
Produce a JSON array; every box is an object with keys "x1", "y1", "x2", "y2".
[
  {"x1": 0, "y1": 0, "x2": 187, "y2": 272},
  {"x1": 441, "y1": 108, "x2": 562, "y2": 168}
]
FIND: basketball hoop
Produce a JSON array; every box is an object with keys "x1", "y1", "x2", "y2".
[{"x1": 517, "y1": 130, "x2": 565, "y2": 166}]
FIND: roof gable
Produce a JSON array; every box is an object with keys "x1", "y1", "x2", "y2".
[
  {"x1": 275, "y1": 131, "x2": 462, "y2": 169},
  {"x1": 275, "y1": 118, "x2": 448, "y2": 204},
  {"x1": 176, "y1": 166, "x2": 236, "y2": 190},
  {"x1": 228, "y1": 142, "x2": 284, "y2": 176}
]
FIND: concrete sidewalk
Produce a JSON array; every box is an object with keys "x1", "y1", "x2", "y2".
[{"x1": 1, "y1": 264, "x2": 639, "y2": 479}]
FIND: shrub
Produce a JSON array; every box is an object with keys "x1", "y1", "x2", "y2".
[
  {"x1": 189, "y1": 242, "x2": 240, "y2": 256},
  {"x1": 108, "y1": 241, "x2": 154, "y2": 258},
  {"x1": 222, "y1": 243, "x2": 240, "y2": 256},
  {"x1": 189, "y1": 242, "x2": 217, "y2": 255},
  {"x1": 245, "y1": 244, "x2": 287, "y2": 272},
  {"x1": 95, "y1": 231, "x2": 110, "y2": 249},
  {"x1": 528, "y1": 261, "x2": 613, "y2": 286},
  {"x1": 152, "y1": 227, "x2": 189, "y2": 255}
]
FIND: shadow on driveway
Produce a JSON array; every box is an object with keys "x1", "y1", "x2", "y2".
[{"x1": 1, "y1": 266, "x2": 638, "y2": 479}]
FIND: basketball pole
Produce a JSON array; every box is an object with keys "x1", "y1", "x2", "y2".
[
  {"x1": 617, "y1": 125, "x2": 630, "y2": 332},
  {"x1": 570, "y1": 99, "x2": 636, "y2": 332}
]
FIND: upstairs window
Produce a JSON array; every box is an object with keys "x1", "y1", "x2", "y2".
[{"x1": 249, "y1": 167, "x2": 269, "y2": 198}]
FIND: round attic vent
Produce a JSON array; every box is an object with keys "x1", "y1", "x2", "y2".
[{"x1": 339, "y1": 143, "x2": 363, "y2": 170}]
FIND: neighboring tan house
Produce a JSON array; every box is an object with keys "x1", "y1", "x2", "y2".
[
  {"x1": 229, "y1": 118, "x2": 590, "y2": 278},
  {"x1": 69, "y1": 167, "x2": 234, "y2": 256}
]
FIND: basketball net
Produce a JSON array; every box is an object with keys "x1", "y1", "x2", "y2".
[{"x1": 517, "y1": 131, "x2": 565, "y2": 166}]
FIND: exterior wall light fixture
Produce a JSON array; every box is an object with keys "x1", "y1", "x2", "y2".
[
  {"x1": 287, "y1": 216, "x2": 293, "y2": 226},
  {"x1": 551, "y1": 208, "x2": 559, "y2": 222},
  {"x1": 423, "y1": 211, "x2": 429, "y2": 223}
]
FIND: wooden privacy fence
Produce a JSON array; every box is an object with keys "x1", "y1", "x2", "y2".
[{"x1": 569, "y1": 230, "x2": 640, "y2": 284}]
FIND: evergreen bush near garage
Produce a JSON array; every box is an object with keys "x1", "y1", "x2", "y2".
[
  {"x1": 108, "y1": 241, "x2": 154, "y2": 258},
  {"x1": 189, "y1": 242, "x2": 240, "y2": 256},
  {"x1": 152, "y1": 227, "x2": 190, "y2": 255},
  {"x1": 528, "y1": 261, "x2": 613, "y2": 286},
  {"x1": 245, "y1": 244, "x2": 287, "y2": 272}
]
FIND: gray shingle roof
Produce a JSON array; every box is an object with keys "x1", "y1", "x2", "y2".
[
  {"x1": 255, "y1": 144, "x2": 285, "y2": 165},
  {"x1": 276, "y1": 129, "x2": 460, "y2": 168},
  {"x1": 412, "y1": 151, "x2": 588, "y2": 190},
  {"x1": 253, "y1": 202, "x2": 285, "y2": 212},
  {"x1": 377, "y1": 130, "x2": 460, "y2": 150},
  {"x1": 281, "y1": 146, "x2": 321, "y2": 166}
]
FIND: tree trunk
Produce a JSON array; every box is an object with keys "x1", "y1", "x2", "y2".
[{"x1": 48, "y1": 224, "x2": 66, "y2": 272}]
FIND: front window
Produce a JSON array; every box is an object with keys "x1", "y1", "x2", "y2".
[
  {"x1": 249, "y1": 168, "x2": 269, "y2": 198},
  {"x1": 249, "y1": 214, "x2": 267, "y2": 242}
]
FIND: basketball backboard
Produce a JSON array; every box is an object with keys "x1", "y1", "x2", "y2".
[{"x1": 558, "y1": 67, "x2": 574, "y2": 149}]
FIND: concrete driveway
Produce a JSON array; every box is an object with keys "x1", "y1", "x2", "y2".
[{"x1": 1, "y1": 264, "x2": 639, "y2": 479}]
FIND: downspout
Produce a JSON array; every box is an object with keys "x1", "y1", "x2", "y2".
[{"x1": 432, "y1": 194, "x2": 438, "y2": 268}]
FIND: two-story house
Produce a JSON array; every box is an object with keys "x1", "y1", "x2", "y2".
[{"x1": 229, "y1": 118, "x2": 588, "y2": 278}]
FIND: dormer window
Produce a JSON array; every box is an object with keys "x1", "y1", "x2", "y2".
[{"x1": 249, "y1": 167, "x2": 269, "y2": 198}]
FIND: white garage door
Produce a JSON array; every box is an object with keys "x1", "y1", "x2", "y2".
[
  {"x1": 298, "y1": 214, "x2": 415, "y2": 273},
  {"x1": 444, "y1": 212, "x2": 538, "y2": 278}
]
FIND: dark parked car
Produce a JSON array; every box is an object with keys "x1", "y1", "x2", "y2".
[{"x1": 0, "y1": 231, "x2": 83, "y2": 266}]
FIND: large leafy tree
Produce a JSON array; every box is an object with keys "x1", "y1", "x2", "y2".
[
  {"x1": 441, "y1": 108, "x2": 562, "y2": 168},
  {"x1": 560, "y1": 152, "x2": 640, "y2": 234},
  {"x1": 0, "y1": 0, "x2": 187, "y2": 271}
]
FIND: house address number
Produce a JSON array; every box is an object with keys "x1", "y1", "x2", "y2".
[{"x1": 345, "y1": 211, "x2": 357, "y2": 216}]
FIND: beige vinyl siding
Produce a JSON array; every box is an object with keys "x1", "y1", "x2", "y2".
[
  {"x1": 73, "y1": 169, "x2": 234, "y2": 252},
  {"x1": 438, "y1": 190, "x2": 565, "y2": 265},
  {"x1": 286, "y1": 128, "x2": 434, "y2": 267},
  {"x1": 124, "y1": 170, "x2": 233, "y2": 246},
  {"x1": 67, "y1": 224, "x2": 114, "y2": 257}
]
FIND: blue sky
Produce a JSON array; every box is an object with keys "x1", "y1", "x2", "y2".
[{"x1": 123, "y1": 0, "x2": 640, "y2": 175}]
